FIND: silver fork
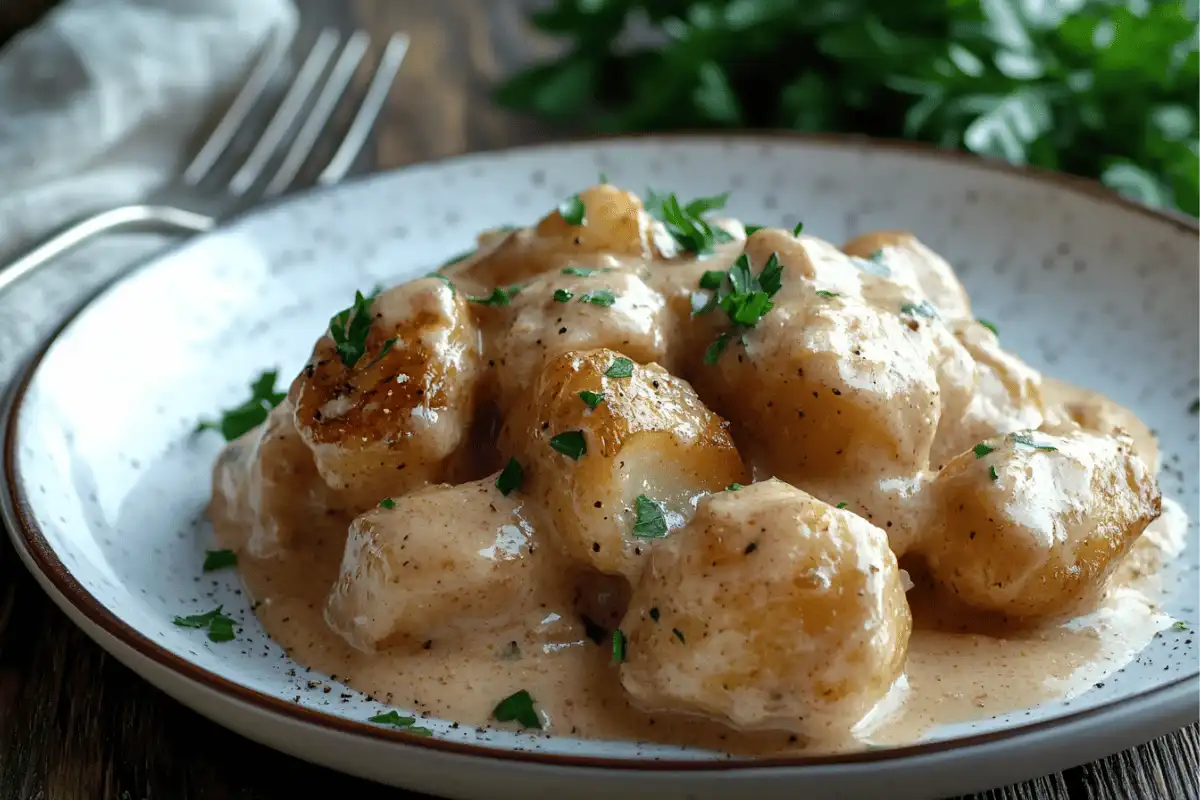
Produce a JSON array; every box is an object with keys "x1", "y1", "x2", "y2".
[{"x1": 0, "y1": 26, "x2": 409, "y2": 296}]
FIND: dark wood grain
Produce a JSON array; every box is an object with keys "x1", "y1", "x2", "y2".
[{"x1": 0, "y1": 1, "x2": 1196, "y2": 799}]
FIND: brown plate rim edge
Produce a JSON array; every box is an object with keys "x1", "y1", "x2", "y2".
[{"x1": 3, "y1": 131, "x2": 1197, "y2": 773}]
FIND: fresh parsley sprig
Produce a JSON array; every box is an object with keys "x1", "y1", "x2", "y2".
[
  {"x1": 195, "y1": 370, "x2": 288, "y2": 442},
  {"x1": 695, "y1": 251, "x2": 785, "y2": 364},
  {"x1": 644, "y1": 189, "x2": 734, "y2": 255},
  {"x1": 329, "y1": 289, "x2": 381, "y2": 368},
  {"x1": 173, "y1": 606, "x2": 236, "y2": 642}
]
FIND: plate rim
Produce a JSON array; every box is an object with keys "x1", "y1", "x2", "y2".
[{"x1": 3, "y1": 132, "x2": 1197, "y2": 772}]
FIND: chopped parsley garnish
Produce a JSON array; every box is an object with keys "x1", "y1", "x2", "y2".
[
  {"x1": 553, "y1": 289, "x2": 574, "y2": 302},
  {"x1": 202, "y1": 550, "x2": 237, "y2": 572},
  {"x1": 579, "y1": 390, "x2": 605, "y2": 409},
  {"x1": 579, "y1": 289, "x2": 617, "y2": 306},
  {"x1": 496, "y1": 457, "x2": 524, "y2": 496},
  {"x1": 632, "y1": 495, "x2": 668, "y2": 539},
  {"x1": 550, "y1": 430, "x2": 587, "y2": 460},
  {"x1": 973, "y1": 442, "x2": 995, "y2": 458},
  {"x1": 672, "y1": 628, "x2": 686, "y2": 644},
  {"x1": 368, "y1": 710, "x2": 432, "y2": 736},
  {"x1": 379, "y1": 497, "x2": 397, "y2": 509},
  {"x1": 792, "y1": 221, "x2": 805, "y2": 236},
  {"x1": 815, "y1": 290, "x2": 840, "y2": 298},
  {"x1": 1011, "y1": 432, "x2": 1058, "y2": 451},
  {"x1": 605, "y1": 357, "x2": 634, "y2": 378},
  {"x1": 743, "y1": 224, "x2": 763, "y2": 236},
  {"x1": 644, "y1": 189, "x2": 733, "y2": 254},
  {"x1": 699, "y1": 270, "x2": 725, "y2": 290},
  {"x1": 492, "y1": 689, "x2": 542, "y2": 729},
  {"x1": 836, "y1": 502, "x2": 849, "y2": 509},
  {"x1": 1173, "y1": 620, "x2": 1189, "y2": 631},
  {"x1": 726, "y1": 483, "x2": 743, "y2": 491},
  {"x1": 424, "y1": 272, "x2": 456, "y2": 295},
  {"x1": 328, "y1": 288, "x2": 382, "y2": 367},
  {"x1": 468, "y1": 285, "x2": 521, "y2": 306},
  {"x1": 649, "y1": 607, "x2": 660, "y2": 622},
  {"x1": 695, "y1": 251, "x2": 785, "y2": 363},
  {"x1": 900, "y1": 300, "x2": 937, "y2": 318},
  {"x1": 195, "y1": 370, "x2": 287, "y2": 442},
  {"x1": 611, "y1": 630, "x2": 626, "y2": 663},
  {"x1": 562, "y1": 266, "x2": 597, "y2": 277},
  {"x1": 441, "y1": 249, "x2": 475, "y2": 267},
  {"x1": 366, "y1": 337, "x2": 399, "y2": 368},
  {"x1": 977, "y1": 318, "x2": 999, "y2": 336},
  {"x1": 172, "y1": 606, "x2": 236, "y2": 642},
  {"x1": 559, "y1": 194, "x2": 586, "y2": 225},
  {"x1": 989, "y1": 465, "x2": 1000, "y2": 481}
]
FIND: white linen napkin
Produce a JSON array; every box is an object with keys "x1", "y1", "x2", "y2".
[{"x1": 0, "y1": 0, "x2": 297, "y2": 386}]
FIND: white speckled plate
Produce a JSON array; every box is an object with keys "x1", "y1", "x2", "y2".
[{"x1": 3, "y1": 135, "x2": 1198, "y2": 800}]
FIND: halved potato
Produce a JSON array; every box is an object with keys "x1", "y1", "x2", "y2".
[{"x1": 500, "y1": 348, "x2": 747, "y2": 581}]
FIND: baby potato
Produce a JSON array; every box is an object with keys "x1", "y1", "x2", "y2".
[
  {"x1": 619, "y1": 479, "x2": 912, "y2": 737},
  {"x1": 290, "y1": 277, "x2": 482, "y2": 510},
  {"x1": 843, "y1": 230, "x2": 972, "y2": 320},
  {"x1": 500, "y1": 348, "x2": 747, "y2": 581},
  {"x1": 210, "y1": 401, "x2": 346, "y2": 558},
  {"x1": 325, "y1": 477, "x2": 542, "y2": 652},
  {"x1": 924, "y1": 428, "x2": 1161, "y2": 619},
  {"x1": 492, "y1": 270, "x2": 675, "y2": 408},
  {"x1": 444, "y1": 184, "x2": 665, "y2": 290}
]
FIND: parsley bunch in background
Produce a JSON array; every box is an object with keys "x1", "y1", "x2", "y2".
[{"x1": 495, "y1": 0, "x2": 1199, "y2": 216}]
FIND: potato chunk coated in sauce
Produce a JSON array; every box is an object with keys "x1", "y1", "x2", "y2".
[
  {"x1": 925, "y1": 428, "x2": 1160, "y2": 619},
  {"x1": 325, "y1": 477, "x2": 542, "y2": 652},
  {"x1": 290, "y1": 277, "x2": 482, "y2": 510},
  {"x1": 620, "y1": 479, "x2": 911, "y2": 737},
  {"x1": 500, "y1": 348, "x2": 747, "y2": 581}
]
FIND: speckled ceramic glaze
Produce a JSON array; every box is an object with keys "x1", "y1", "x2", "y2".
[{"x1": 3, "y1": 136, "x2": 1198, "y2": 800}]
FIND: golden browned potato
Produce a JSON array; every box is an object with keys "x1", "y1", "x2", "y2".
[
  {"x1": 499, "y1": 348, "x2": 747, "y2": 581},
  {"x1": 620, "y1": 479, "x2": 912, "y2": 737},
  {"x1": 324, "y1": 476, "x2": 544, "y2": 652},
  {"x1": 443, "y1": 184, "x2": 667, "y2": 290},
  {"x1": 289, "y1": 277, "x2": 482, "y2": 511},
  {"x1": 210, "y1": 401, "x2": 346, "y2": 558},
  {"x1": 843, "y1": 230, "x2": 972, "y2": 320},
  {"x1": 923, "y1": 428, "x2": 1161, "y2": 618},
  {"x1": 491, "y1": 270, "x2": 676, "y2": 408}
]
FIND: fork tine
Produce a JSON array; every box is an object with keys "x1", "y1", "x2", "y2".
[
  {"x1": 228, "y1": 28, "x2": 341, "y2": 196},
  {"x1": 317, "y1": 34, "x2": 409, "y2": 187},
  {"x1": 182, "y1": 27, "x2": 293, "y2": 185},
  {"x1": 263, "y1": 31, "x2": 370, "y2": 198}
]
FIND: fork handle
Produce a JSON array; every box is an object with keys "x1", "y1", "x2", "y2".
[{"x1": 0, "y1": 204, "x2": 215, "y2": 297}]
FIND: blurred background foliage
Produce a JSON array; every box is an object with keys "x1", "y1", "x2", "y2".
[{"x1": 495, "y1": 0, "x2": 1200, "y2": 217}]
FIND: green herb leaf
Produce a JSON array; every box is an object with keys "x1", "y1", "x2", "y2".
[
  {"x1": 579, "y1": 289, "x2": 616, "y2": 306},
  {"x1": 553, "y1": 289, "x2": 574, "y2": 302},
  {"x1": 836, "y1": 502, "x2": 849, "y2": 509},
  {"x1": 469, "y1": 286, "x2": 521, "y2": 306},
  {"x1": 743, "y1": 225, "x2": 763, "y2": 236},
  {"x1": 645, "y1": 189, "x2": 732, "y2": 255},
  {"x1": 496, "y1": 458, "x2": 524, "y2": 496},
  {"x1": 699, "y1": 270, "x2": 726, "y2": 290},
  {"x1": 605, "y1": 356, "x2": 634, "y2": 378},
  {"x1": 441, "y1": 249, "x2": 475, "y2": 267},
  {"x1": 704, "y1": 332, "x2": 732, "y2": 365},
  {"x1": 562, "y1": 266, "x2": 596, "y2": 277},
  {"x1": 195, "y1": 370, "x2": 288, "y2": 442},
  {"x1": 172, "y1": 606, "x2": 236, "y2": 643},
  {"x1": 792, "y1": 221, "x2": 805, "y2": 236},
  {"x1": 579, "y1": 390, "x2": 604, "y2": 409},
  {"x1": 989, "y1": 465, "x2": 1000, "y2": 481},
  {"x1": 973, "y1": 442, "x2": 995, "y2": 458},
  {"x1": 366, "y1": 337, "x2": 399, "y2": 369},
  {"x1": 550, "y1": 430, "x2": 587, "y2": 460},
  {"x1": 1011, "y1": 432, "x2": 1058, "y2": 451},
  {"x1": 369, "y1": 710, "x2": 433, "y2": 736},
  {"x1": 328, "y1": 289, "x2": 382, "y2": 368},
  {"x1": 425, "y1": 272, "x2": 456, "y2": 295},
  {"x1": 559, "y1": 194, "x2": 586, "y2": 225},
  {"x1": 202, "y1": 550, "x2": 237, "y2": 572},
  {"x1": 632, "y1": 495, "x2": 668, "y2": 539},
  {"x1": 492, "y1": 689, "x2": 542, "y2": 729},
  {"x1": 672, "y1": 628, "x2": 686, "y2": 644},
  {"x1": 815, "y1": 290, "x2": 840, "y2": 298},
  {"x1": 726, "y1": 483, "x2": 743, "y2": 491},
  {"x1": 1173, "y1": 620, "x2": 1189, "y2": 631},
  {"x1": 977, "y1": 318, "x2": 999, "y2": 336},
  {"x1": 611, "y1": 629, "x2": 626, "y2": 663},
  {"x1": 379, "y1": 497, "x2": 397, "y2": 509}
]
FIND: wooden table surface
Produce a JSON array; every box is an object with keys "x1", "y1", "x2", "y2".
[{"x1": 0, "y1": 1, "x2": 1197, "y2": 798}]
